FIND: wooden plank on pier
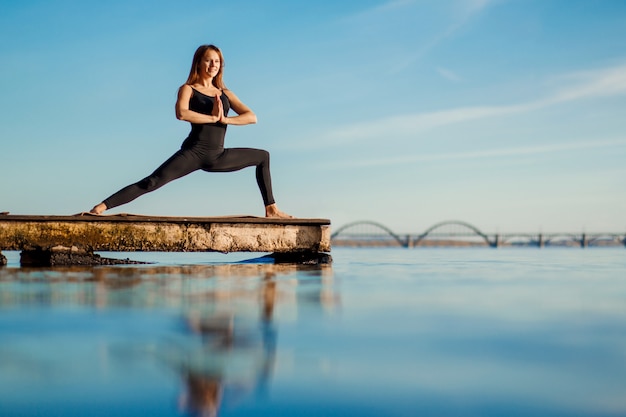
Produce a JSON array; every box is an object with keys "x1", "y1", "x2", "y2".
[{"x1": 0, "y1": 214, "x2": 331, "y2": 253}]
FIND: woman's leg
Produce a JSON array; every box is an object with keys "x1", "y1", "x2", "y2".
[
  {"x1": 205, "y1": 148, "x2": 275, "y2": 206},
  {"x1": 92, "y1": 149, "x2": 202, "y2": 213},
  {"x1": 206, "y1": 148, "x2": 292, "y2": 218}
]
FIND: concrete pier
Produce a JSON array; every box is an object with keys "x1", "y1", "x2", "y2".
[{"x1": 0, "y1": 214, "x2": 331, "y2": 266}]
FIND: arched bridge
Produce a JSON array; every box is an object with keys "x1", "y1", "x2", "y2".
[
  {"x1": 414, "y1": 221, "x2": 493, "y2": 247},
  {"x1": 331, "y1": 220, "x2": 626, "y2": 248},
  {"x1": 332, "y1": 221, "x2": 407, "y2": 247},
  {"x1": 332, "y1": 220, "x2": 496, "y2": 247}
]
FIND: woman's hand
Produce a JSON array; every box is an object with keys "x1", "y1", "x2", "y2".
[
  {"x1": 219, "y1": 107, "x2": 228, "y2": 124},
  {"x1": 212, "y1": 93, "x2": 224, "y2": 122},
  {"x1": 218, "y1": 95, "x2": 229, "y2": 124}
]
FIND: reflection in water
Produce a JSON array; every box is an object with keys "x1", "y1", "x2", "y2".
[
  {"x1": 4, "y1": 249, "x2": 622, "y2": 416},
  {"x1": 175, "y1": 273, "x2": 280, "y2": 417},
  {"x1": 0, "y1": 261, "x2": 336, "y2": 417},
  {"x1": 0, "y1": 263, "x2": 335, "y2": 310}
]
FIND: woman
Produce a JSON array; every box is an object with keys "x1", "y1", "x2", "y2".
[{"x1": 89, "y1": 44, "x2": 291, "y2": 218}]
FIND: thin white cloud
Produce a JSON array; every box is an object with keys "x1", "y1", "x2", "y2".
[
  {"x1": 437, "y1": 67, "x2": 462, "y2": 82},
  {"x1": 543, "y1": 64, "x2": 626, "y2": 104},
  {"x1": 464, "y1": 0, "x2": 497, "y2": 13},
  {"x1": 337, "y1": 138, "x2": 626, "y2": 168},
  {"x1": 337, "y1": 0, "x2": 497, "y2": 75},
  {"x1": 390, "y1": 0, "x2": 499, "y2": 73},
  {"x1": 338, "y1": 0, "x2": 415, "y2": 23},
  {"x1": 322, "y1": 62, "x2": 626, "y2": 145}
]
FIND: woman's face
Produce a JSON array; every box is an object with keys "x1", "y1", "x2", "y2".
[{"x1": 200, "y1": 49, "x2": 221, "y2": 78}]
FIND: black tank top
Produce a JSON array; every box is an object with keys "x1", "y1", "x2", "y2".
[{"x1": 182, "y1": 88, "x2": 231, "y2": 150}]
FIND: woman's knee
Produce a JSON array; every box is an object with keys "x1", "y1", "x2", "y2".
[
  {"x1": 138, "y1": 176, "x2": 162, "y2": 192},
  {"x1": 258, "y1": 149, "x2": 270, "y2": 164}
]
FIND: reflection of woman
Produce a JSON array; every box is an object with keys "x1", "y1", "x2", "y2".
[
  {"x1": 180, "y1": 372, "x2": 222, "y2": 417},
  {"x1": 89, "y1": 44, "x2": 291, "y2": 218}
]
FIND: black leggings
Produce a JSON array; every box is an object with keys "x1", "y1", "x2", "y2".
[{"x1": 103, "y1": 147, "x2": 275, "y2": 209}]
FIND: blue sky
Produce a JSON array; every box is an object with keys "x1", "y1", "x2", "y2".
[{"x1": 1, "y1": 0, "x2": 625, "y2": 233}]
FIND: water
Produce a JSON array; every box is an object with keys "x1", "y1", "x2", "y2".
[{"x1": 1, "y1": 248, "x2": 625, "y2": 417}]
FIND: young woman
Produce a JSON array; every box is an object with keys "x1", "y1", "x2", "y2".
[{"x1": 89, "y1": 44, "x2": 291, "y2": 218}]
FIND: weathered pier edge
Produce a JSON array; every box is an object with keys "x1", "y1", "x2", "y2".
[{"x1": 0, "y1": 215, "x2": 331, "y2": 267}]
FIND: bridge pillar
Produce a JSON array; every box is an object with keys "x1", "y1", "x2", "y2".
[
  {"x1": 406, "y1": 235, "x2": 413, "y2": 248},
  {"x1": 581, "y1": 233, "x2": 587, "y2": 248},
  {"x1": 538, "y1": 234, "x2": 544, "y2": 248},
  {"x1": 493, "y1": 234, "x2": 500, "y2": 248}
]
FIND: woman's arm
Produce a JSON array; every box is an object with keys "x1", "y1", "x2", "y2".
[
  {"x1": 175, "y1": 84, "x2": 222, "y2": 123},
  {"x1": 221, "y1": 89, "x2": 257, "y2": 125}
]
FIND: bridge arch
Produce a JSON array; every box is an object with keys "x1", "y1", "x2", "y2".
[
  {"x1": 588, "y1": 234, "x2": 625, "y2": 246},
  {"x1": 414, "y1": 220, "x2": 493, "y2": 247},
  {"x1": 544, "y1": 234, "x2": 580, "y2": 246},
  {"x1": 498, "y1": 234, "x2": 537, "y2": 246},
  {"x1": 331, "y1": 221, "x2": 406, "y2": 247}
]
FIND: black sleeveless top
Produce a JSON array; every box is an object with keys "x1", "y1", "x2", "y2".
[{"x1": 182, "y1": 88, "x2": 231, "y2": 151}]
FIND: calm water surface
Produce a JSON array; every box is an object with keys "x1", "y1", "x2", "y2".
[{"x1": 0, "y1": 248, "x2": 625, "y2": 417}]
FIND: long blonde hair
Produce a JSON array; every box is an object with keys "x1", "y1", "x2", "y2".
[{"x1": 185, "y1": 44, "x2": 226, "y2": 89}]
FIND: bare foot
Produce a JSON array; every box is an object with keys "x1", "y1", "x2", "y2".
[
  {"x1": 265, "y1": 203, "x2": 293, "y2": 219},
  {"x1": 89, "y1": 203, "x2": 107, "y2": 215}
]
